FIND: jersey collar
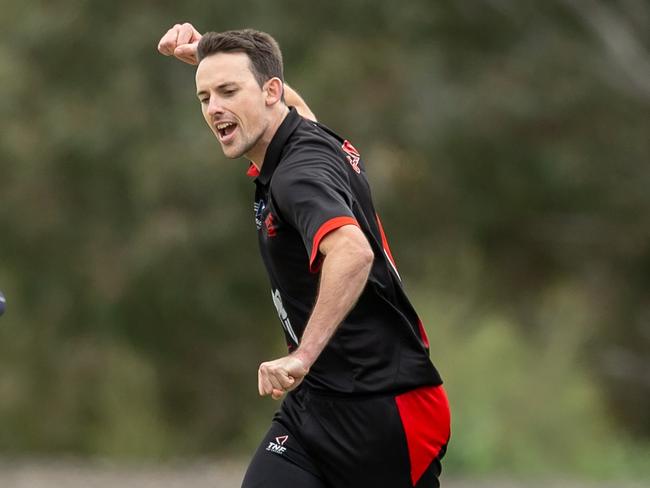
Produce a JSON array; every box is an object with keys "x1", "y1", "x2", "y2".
[
  {"x1": 246, "y1": 163, "x2": 260, "y2": 178},
  {"x1": 256, "y1": 107, "x2": 302, "y2": 186}
]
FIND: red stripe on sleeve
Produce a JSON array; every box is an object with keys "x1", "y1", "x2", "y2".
[
  {"x1": 396, "y1": 385, "x2": 451, "y2": 486},
  {"x1": 309, "y1": 216, "x2": 359, "y2": 273}
]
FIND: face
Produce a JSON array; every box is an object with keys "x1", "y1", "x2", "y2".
[{"x1": 196, "y1": 52, "x2": 277, "y2": 162}]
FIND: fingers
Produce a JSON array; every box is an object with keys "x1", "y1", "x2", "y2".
[
  {"x1": 176, "y1": 23, "x2": 195, "y2": 45},
  {"x1": 258, "y1": 359, "x2": 301, "y2": 400},
  {"x1": 259, "y1": 362, "x2": 295, "y2": 391},
  {"x1": 286, "y1": 374, "x2": 304, "y2": 392},
  {"x1": 157, "y1": 23, "x2": 202, "y2": 64},
  {"x1": 174, "y1": 43, "x2": 199, "y2": 65},
  {"x1": 259, "y1": 371, "x2": 288, "y2": 399},
  {"x1": 157, "y1": 24, "x2": 182, "y2": 56}
]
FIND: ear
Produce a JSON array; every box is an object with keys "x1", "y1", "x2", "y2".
[{"x1": 264, "y1": 77, "x2": 284, "y2": 106}]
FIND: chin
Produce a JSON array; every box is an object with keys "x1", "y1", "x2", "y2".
[
  {"x1": 222, "y1": 152, "x2": 241, "y2": 160},
  {"x1": 220, "y1": 145, "x2": 245, "y2": 160}
]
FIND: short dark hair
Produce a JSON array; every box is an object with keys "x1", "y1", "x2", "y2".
[{"x1": 197, "y1": 29, "x2": 284, "y2": 88}]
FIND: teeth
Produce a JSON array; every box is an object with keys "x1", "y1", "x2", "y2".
[{"x1": 216, "y1": 122, "x2": 235, "y2": 130}]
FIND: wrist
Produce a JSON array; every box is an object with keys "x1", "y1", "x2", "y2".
[{"x1": 291, "y1": 348, "x2": 315, "y2": 371}]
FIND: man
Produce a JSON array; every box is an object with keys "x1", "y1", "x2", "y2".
[{"x1": 158, "y1": 24, "x2": 451, "y2": 488}]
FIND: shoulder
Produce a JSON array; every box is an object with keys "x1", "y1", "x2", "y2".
[
  {"x1": 287, "y1": 119, "x2": 346, "y2": 164},
  {"x1": 272, "y1": 120, "x2": 350, "y2": 186}
]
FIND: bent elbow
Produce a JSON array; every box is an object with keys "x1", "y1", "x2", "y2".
[
  {"x1": 350, "y1": 241, "x2": 374, "y2": 275},
  {"x1": 359, "y1": 245, "x2": 374, "y2": 269},
  {"x1": 320, "y1": 225, "x2": 374, "y2": 272},
  {"x1": 337, "y1": 236, "x2": 374, "y2": 273}
]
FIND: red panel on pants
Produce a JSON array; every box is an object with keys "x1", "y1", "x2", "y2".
[{"x1": 395, "y1": 385, "x2": 451, "y2": 486}]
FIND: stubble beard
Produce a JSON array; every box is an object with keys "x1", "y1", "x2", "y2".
[{"x1": 223, "y1": 123, "x2": 267, "y2": 161}]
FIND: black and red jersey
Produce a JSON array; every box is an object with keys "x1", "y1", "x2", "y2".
[{"x1": 250, "y1": 107, "x2": 442, "y2": 394}]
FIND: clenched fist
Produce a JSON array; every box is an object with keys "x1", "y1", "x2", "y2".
[
  {"x1": 157, "y1": 22, "x2": 202, "y2": 65},
  {"x1": 258, "y1": 355, "x2": 309, "y2": 400}
]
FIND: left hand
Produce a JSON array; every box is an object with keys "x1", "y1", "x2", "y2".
[
  {"x1": 157, "y1": 22, "x2": 202, "y2": 65},
  {"x1": 258, "y1": 355, "x2": 309, "y2": 400}
]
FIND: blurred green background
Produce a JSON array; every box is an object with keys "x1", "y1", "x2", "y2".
[{"x1": 1, "y1": 0, "x2": 649, "y2": 482}]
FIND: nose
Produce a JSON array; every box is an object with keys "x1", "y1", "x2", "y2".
[{"x1": 207, "y1": 97, "x2": 225, "y2": 118}]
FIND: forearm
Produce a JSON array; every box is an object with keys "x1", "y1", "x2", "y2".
[
  {"x1": 284, "y1": 83, "x2": 317, "y2": 122},
  {"x1": 293, "y1": 244, "x2": 373, "y2": 368}
]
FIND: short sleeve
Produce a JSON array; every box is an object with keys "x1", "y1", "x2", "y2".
[{"x1": 272, "y1": 158, "x2": 359, "y2": 272}]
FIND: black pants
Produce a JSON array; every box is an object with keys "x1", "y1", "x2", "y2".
[{"x1": 242, "y1": 384, "x2": 450, "y2": 488}]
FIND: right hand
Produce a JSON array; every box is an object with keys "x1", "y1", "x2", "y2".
[
  {"x1": 157, "y1": 22, "x2": 203, "y2": 65},
  {"x1": 258, "y1": 355, "x2": 309, "y2": 400}
]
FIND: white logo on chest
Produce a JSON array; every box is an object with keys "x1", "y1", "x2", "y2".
[
  {"x1": 271, "y1": 289, "x2": 300, "y2": 345},
  {"x1": 254, "y1": 200, "x2": 265, "y2": 230}
]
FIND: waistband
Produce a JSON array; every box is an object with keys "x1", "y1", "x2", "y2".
[{"x1": 294, "y1": 381, "x2": 443, "y2": 402}]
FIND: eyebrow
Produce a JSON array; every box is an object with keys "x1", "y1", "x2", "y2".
[{"x1": 196, "y1": 82, "x2": 239, "y2": 97}]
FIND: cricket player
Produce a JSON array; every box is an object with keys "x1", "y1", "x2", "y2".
[{"x1": 158, "y1": 23, "x2": 451, "y2": 488}]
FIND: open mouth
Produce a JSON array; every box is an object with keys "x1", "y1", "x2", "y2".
[{"x1": 216, "y1": 122, "x2": 238, "y2": 143}]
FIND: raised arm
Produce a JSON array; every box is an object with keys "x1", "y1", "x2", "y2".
[
  {"x1": 284, "y1": 84, "x2": 317, "y2": 122},
  {"x1": 157, "y1": 23, "x2": 317, "y2": 121}
]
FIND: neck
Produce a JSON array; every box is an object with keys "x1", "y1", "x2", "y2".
[{"x1": 247, "y1": 105, "x2": 290, "y2": 169}]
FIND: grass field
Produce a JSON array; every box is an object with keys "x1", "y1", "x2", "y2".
[{"x1": 0, "y1": 460, "x2": 646, "y2": 488}]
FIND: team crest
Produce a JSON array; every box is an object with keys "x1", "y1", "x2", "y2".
[
  {"x1": 342, "y1": 140, "x2": 361, "y2": 174},
  {"x1": 265, "y1": 213, "x2": 277, "y2": 237}
]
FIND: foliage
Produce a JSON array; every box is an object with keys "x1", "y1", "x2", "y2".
[
  {"x1": 416, "y1": 286, "x2": 650, "y2": 478},
  {"x1": 0, "y1": 0, "x2": 649, "y2": 476}
]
